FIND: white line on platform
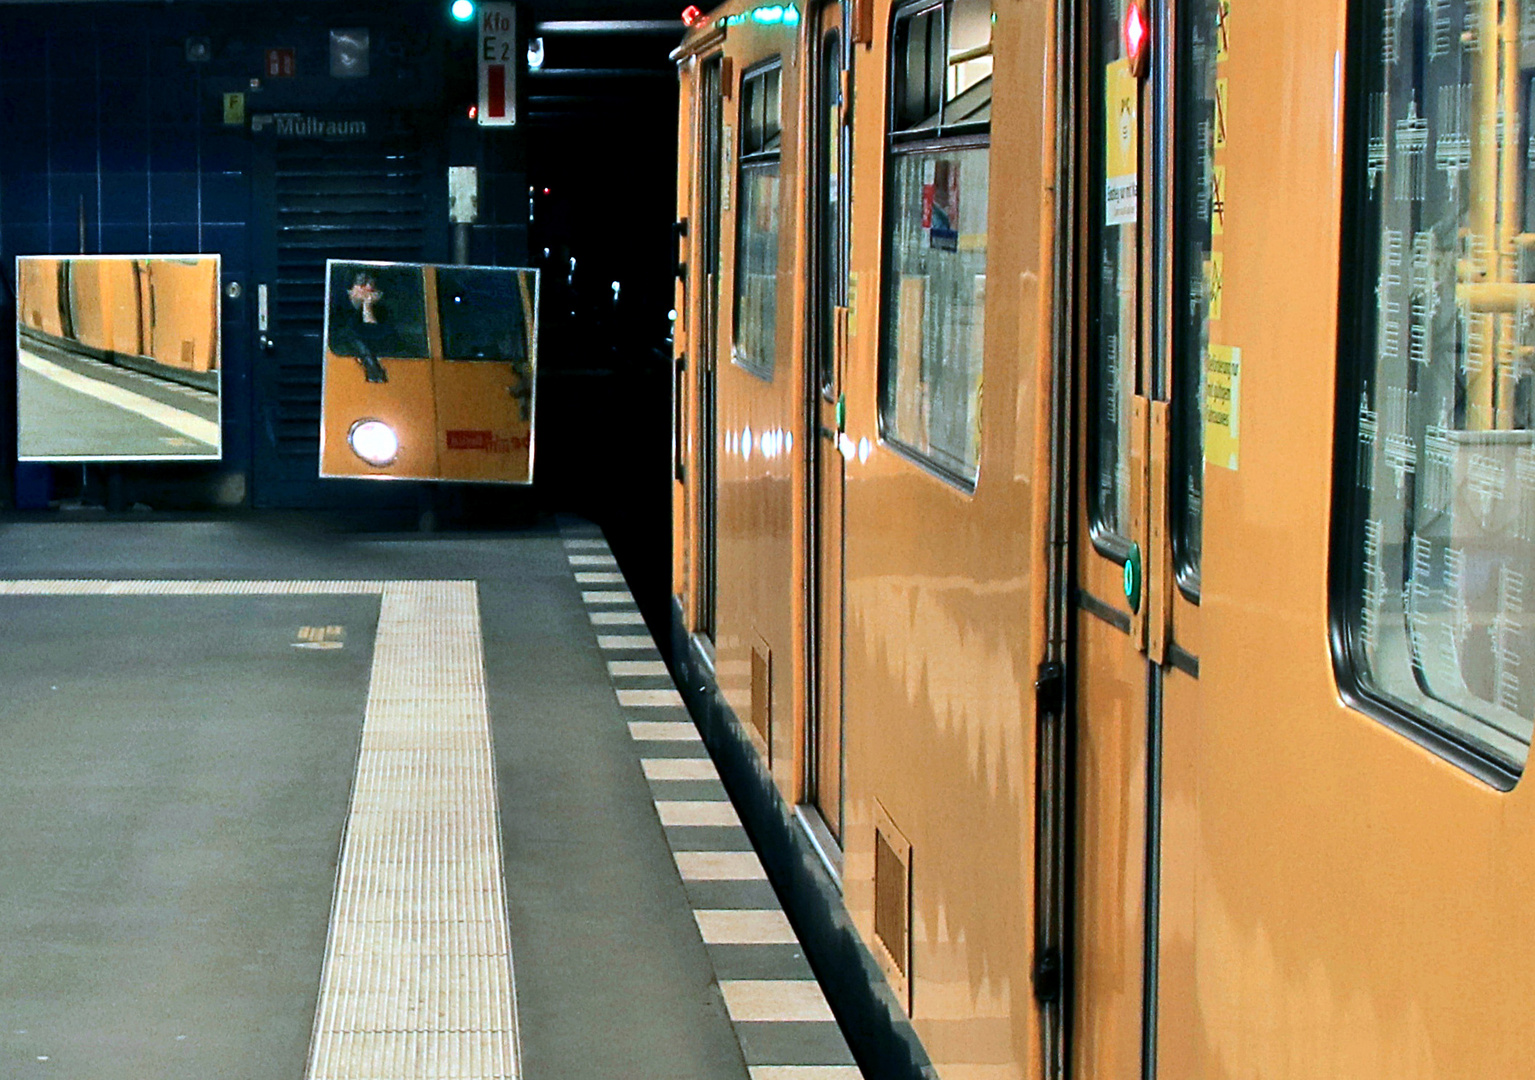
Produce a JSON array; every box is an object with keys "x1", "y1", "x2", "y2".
[
  {"x1": 642, "y1": 758, "x2": 720, "y2": 781},
  {"x1": 657, "y1": 801, "x2": 741, "y2": 827},
  {"x1": 0, "y1": 578, "x2": 523, "y2": 1078},
  {"x1": 590, "y1": 611, "x2": 645, "y2": 626},
  {"x1": 694, "y1": 909, "x2": 798, "y2": 945},
  {"x1": 20, "y1": 349, "x2": 220, "y2": 447},
  {"x1": 597, "y1": 634, "x2": 655, "y2": 650},
  {"x1": 719, "y1": 980, "x2": 836, "y2": 1023},
  {"x1": 609, "y1": 660, "x2": 669, "y2": 677},
  {"x1": 582, "y1": 590, "x2": 636, "y2": 604},
  {"x1": 617, "y1": 688, "x2": 685, "y2": 707},
  {"x1": 674, "y1": 851, "x2": 769, "y2": 881},
  {"x1": 627, "y1": 721, "x2": 702, "y2": 742},
  {"x1": 0, "y1": 579, "x2": 386, "y2": 595}
]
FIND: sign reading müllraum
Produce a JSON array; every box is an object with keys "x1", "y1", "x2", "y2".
[{"x1": 478, "y1": 2, "x2": 517, "y2": 127}]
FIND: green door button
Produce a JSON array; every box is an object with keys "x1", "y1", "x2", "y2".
[
  {"x1": 835, "y1": 393, "x2": 846, "y2": 432},
  {"x1": 1124, "y1": 543, "x2": 1142, "y2": 614}
]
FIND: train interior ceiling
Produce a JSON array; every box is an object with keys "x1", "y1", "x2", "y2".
[{"x1": 0, "y1": 0, "x2": 679, "y2": 625}]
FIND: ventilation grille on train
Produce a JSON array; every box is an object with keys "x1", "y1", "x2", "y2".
[
  {"x1": 750, "y1": 638, "x2": 772, "y2": 754},
  {"x1": 873, "y1": 804, "x2": 912, "y2": 1012},
  {"x1": 271, "y1": 137, "x2": 426, "y2": 460}
]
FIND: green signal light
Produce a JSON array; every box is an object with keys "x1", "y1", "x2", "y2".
[{"x1": 451, "y1": 0, "x2": 476, "y2": 22}]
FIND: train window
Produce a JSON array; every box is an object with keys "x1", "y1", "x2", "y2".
[
  {"x1": 437, "y1": 267, "x2": 529, "y2": 364},
  {"x1": 327, "y1": 262, "x2": 429, "y2": 361},
  {"x1": 879, "y1": 0, "x2": 992, "y2": 487},
  {"x1": 1087, "y1": 0, "x2": 1138, "y2": 545},
  {"x1": 1168, "y1": 0, "x2": 1226, "y2": 590},
  {"x1": 733, "y1": 60, "x2": 783, "y2": 381},
  {"x1": 1338, "y1": 0, "x2": 1535, "y2": 779}
]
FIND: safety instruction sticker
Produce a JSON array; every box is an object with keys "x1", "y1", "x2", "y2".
[
  {"x1": 1205, "y1": 344, "x2": 1240, "y2": 470},
  {"x1": 1105, "y1": 58, "x2": 1138, "y2": 227}
]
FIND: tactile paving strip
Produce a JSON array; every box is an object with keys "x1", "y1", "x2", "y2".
[
  {"x1": 562, "y1": 529, "x2": 864, "y2": 1080},
  {"x1": 0, "y1": 577, "x2": 521, "y2": 1080},
  {"x1": 308, "y1": 581, "x2": 521, "y2": 1080}
]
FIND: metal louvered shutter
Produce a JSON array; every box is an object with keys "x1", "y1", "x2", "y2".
[{"x1": 269, "y1": 137, "x2": 427, "y2": 462}]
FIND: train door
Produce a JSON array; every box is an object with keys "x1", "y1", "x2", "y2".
[
  {"x1": 697, "y1": 55, "x2": 725, "y2": 644},
  {"x1": 1068, "y1": 0, "x2": 1214, "y2": 1074},
  {"x1": 805, "y1": 3, "x2": 850, "y2": 851},
  {"x1": 431, "y1": 265, "x2": 538, "y2": 483}
]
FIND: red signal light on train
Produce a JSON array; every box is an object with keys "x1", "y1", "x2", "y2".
[
  {"x1": 1124, "y1": 0, "x2": 1149, "y2": 78},
  {"x1": 682, "y1": 5, "x2": 704, "y2": 26}
]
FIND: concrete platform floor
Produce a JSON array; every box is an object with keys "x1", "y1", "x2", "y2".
[{"x1": 0, "y1": 516, "x2": 846, "y2": 1080}]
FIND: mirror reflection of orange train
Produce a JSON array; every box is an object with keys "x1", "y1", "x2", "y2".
[
  {"x1": 319, "y1": 260, "x2": 538, "y2": 484},
  {"x1": 16, "y1": 256, "x2": 220, "y2": 390}
]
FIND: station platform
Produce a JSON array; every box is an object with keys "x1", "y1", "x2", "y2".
[{"x1": 0, "y1": 516, "x2": 864, "y2": 1080}]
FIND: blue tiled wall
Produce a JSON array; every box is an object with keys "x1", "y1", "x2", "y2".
[{"x1": 0, "y1": 11, "x2": 255, "y2": 485}]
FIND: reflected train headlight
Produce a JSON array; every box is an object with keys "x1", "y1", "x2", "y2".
[{"x1": 348, "y1": 418, "x2": 399, "y2": 467}]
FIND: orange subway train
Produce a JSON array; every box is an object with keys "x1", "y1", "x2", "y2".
[
  {"x1": 666, "y1": 1, "x2": 1535, "y2": 1078},
  {"x1": 16, "y1": 255, "x2": 220, "y2": 391}
]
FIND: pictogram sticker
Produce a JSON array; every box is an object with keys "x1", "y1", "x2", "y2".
[
  {"x1": 1205, "y1": 251, "x2": 1224, "y2": 321},
  {"x1": 1215, "y1": 78, "x2": 1229, "y2": 148},
  {"x1": 1211, "y1": 164, "x2": 1226, "y2": 236},
  {"x1": 293, "y1": 625, "x2": 346, "y2": 650}
]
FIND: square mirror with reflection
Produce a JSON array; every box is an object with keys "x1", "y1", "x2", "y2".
[
  {"x1": 320, "y1": 260, "x2": 538, "y2": 484},
  {"x1": 16, "y1": 254, "x2": 222, "y2": 462}
]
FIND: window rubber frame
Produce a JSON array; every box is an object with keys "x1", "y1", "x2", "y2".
[
  {"x1": 875, "y1": 0, "x2": 991, "y2": 495},
  {"x1": 1082, "y1": 0, "x2": 1135, "y2": 566},
  {"x1": 733, "y1": 54, "x2": 785, "y2": 384},
  {"x1": 1326, "y1": 0, "x2": 1519, "y2": 793}
]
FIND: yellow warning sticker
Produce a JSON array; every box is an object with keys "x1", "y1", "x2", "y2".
[
  {"x1": 1105, "y1": 58, "x2": 1139, "y2": 227},
  {"x1": 1205, "y1": 344, "x2": 1241, "y2": 471},
  {"x1": 1216, "y1": 0, "x2": 1230, "y2": 61},
  {"x1": 1215, "y1": 78, "x2": 1229, "y2": 148},
  {"x1": 1205, "y1": 251, "x2": 1224, "y2": 321},
  {"x1": 1212, "y1": 164, "x2": 1226, "y2": 236}
]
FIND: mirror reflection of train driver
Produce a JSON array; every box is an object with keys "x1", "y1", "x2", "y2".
[{"x1": 344, "y1": 271, "x2": 390, "y2": 383}]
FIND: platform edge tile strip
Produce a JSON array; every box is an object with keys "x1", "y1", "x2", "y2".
[
  {"x1": 307, "y1": 580, "x2": 521, "y2": 1080},
  {"x1": 0, "y1": 579, "x2": 387, "y2": 595},
  {"x1": 560, "y1": 522, "x2": 865, "y2": 1079}
]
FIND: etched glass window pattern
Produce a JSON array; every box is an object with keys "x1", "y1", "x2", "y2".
[
  {"x1": 1344, "y1": 0, "x2": 1535, "y2": 772},
  {"x1": 1170, "y1": 0, "x2": 1229, "y2": 585},
  {"x1": 879, "y1": 0, "x2": 992, "y2": 486},
  {"x1": 1088, "y1": 0, "x2": 1139, "y2": 540},
  {"x1": 734, "y1": 62, "x2": 783, "y2": 381}
]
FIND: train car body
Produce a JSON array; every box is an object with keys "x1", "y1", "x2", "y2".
[
  {"x1": 319, "y1": 260, "x2": 538, "y2": 484},
  {"x1": 669, "y1": 0, "x2": 1535, "y2": 1077},
  {"x1": 17, "y1": 255, "x2": 220, "y2": 386}
]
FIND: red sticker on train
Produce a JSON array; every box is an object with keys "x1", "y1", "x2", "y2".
[{"x1": 446, "y1": 430, "x2": 494, "y2": 450}]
